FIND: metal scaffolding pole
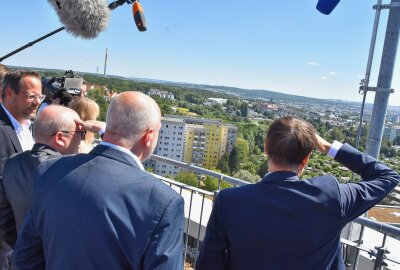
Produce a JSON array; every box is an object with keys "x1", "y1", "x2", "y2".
[{"x1": 366, "y1": 0, "x2": 400, "y2": 159}]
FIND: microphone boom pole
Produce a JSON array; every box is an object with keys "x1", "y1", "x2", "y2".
[
  {"x1": 0, "y1": 0, "x2": 137, "y2": 63},
  {"x1": 0, "y1": 26, "x2": 65, "y2": 63}
]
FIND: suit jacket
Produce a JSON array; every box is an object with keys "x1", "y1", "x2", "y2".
[
  {"x1": 0, "y1": 143, "x2": 60, "y2": 248},
  {"x1": 14, "y1": 144, "x2": 185, "y2": 270},
  {"x1": 0, "y1": 105, "x2": 23, "y2": 259},
  {"x1": 0, "y1": 105, "x2": 22, "y2": 181},
  {"x1": 196, "y1": 144, "x2": 400, "y2": 270}
]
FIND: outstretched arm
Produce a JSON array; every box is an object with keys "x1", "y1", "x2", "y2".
[
  {"x1": 74, "y1": 119, "x2": 106, "y2": 135},
  {"x1": 335, "y1": 143, "x2": 400, "y2": 220},
  {"x1": 313, "y1": 133, "x2": 399, "y2": 221}
]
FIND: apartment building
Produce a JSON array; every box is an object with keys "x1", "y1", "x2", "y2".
[
  {"x1": 146, "y1": 88, "x2": 175, "y2": 100},
  {"x1": 383, "y1": 126, "x2": 400, "y2": 142},
  {"x1": 149, "y1": 117, "x2": 185, "y2": 176},
  {"x1": 184, "y1": 124, "x2": 206, "y2": 166},
  {"x1": 165, "y1": 115, "x2": 238, "y2": 169}
]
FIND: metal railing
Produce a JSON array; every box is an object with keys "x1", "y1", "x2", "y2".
[{"x1": 148, "y1": 154, "x2": 400, "y2": 269}]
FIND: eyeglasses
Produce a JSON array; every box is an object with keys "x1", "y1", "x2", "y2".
[
  {"x1": 18, "y1": 90, "x2": 46, "y2": 103},
  {"x1": 52, "y1": 130, "x2": 87, "y2": 140}
]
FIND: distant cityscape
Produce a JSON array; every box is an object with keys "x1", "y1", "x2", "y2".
[{"x1": 143, "y1": 86, "x2": 398, "y2": 176}]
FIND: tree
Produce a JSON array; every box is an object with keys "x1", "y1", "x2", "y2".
[
  {"x1": 235, "y1": 138, "x2": 250, "y2": 163},
  {"x1": 244, "y1": 130, "x2": 255, "y2": 154},
  {"x1": 240, "y1": 102, "x2": 248, "y2": 117},
  {"x1": 263, "y1": 111, "x2": 274, "y2": 119},
  {"x1": 185, "y1": 93, "x2": 203, "y2": 104},
  {"x1": 257, "y1": 158, "x2": 268, "y2": 178},
  {"x1": 217, "y1": 153, "x2": 230, "y2": 174},
  {"x1": 175, "y1": 171, "x2": 199, "y2": 187},
  {"x1": 228, "y1": 147, "x2": 240, "y2": 173},
  {"x1": 394, "y1": 136, "x2": 400, "y2": 146},
  {"x1": 330, "y1": 127, "x2": 345, "y2": 142},
  {"x1": 203, "y1": 176, "x2": 219, "y2": 192},
  {"x1": 242, "y1": 162, "x2": 257, "y2": 175},
  {"x1": 233, "y1": 170, "x2": 260, "y2": 183}
]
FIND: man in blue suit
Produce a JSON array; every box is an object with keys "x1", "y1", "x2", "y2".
[
  {"x1": 14, "y1": 92, "x2": 185, "y2": 270},
  {"x1": 196, "y1": 116, "x2": 400, "y2": 270}
]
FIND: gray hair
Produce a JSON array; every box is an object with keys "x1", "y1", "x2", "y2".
[
  {"x1": 34, "y1": 105, "x2": 78, "y2": 143},
  {"x1": 106, "y1": 92, "x2": 160, "y2": 145}
]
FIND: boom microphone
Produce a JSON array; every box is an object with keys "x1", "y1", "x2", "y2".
[
  {"x1": 132, "y1": 1, "x2": 147, "y2": 32},
  {"x1": 316, "y1": 0, "x2": 341, "y2": 15},
  {"x1": 47, "y1": 0, "x2": 110, "y2": 39}
]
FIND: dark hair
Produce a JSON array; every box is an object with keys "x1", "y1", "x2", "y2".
[
  {"x1": 1, "y1": 69, "x2": 41, "y2": 99},
  {"x1": 265, "y1": 116, "x2": 316, "y2": 166},
  {"x1": 54, "y1": 90, "x2": 73, "y2": 106}
]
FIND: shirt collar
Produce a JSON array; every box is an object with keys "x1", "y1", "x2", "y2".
[
  {"x1": 99, "y1": 141, "x2": 145, "y2": 171},
  {"x1": 261, "y1": 171, "x2": 299, "y2": 183},
  {"x1": 1, "y1": 103, "x2": 31, "y2": 131}
]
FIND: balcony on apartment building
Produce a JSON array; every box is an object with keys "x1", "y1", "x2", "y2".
[{"x1": 149, "y1": 154, "x2": 400, "y2": 270}]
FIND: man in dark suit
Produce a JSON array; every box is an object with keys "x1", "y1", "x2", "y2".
[
  {"x1": 0, "y1": 105, "x2": 87, "y2": 253},
  {"x1": 0, "y1": 70, "x2": 43, "y2": 270},
  {"x1": 14, "y1": 92, "x2": 185, "y2": 270},
  {"x1": 196, "y1": 116, "x2": 400, "y2": 270}
]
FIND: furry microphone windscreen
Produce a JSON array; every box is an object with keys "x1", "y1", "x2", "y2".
[{"x1": 48, "y1": 0, "x2": 110, "y2": 39}]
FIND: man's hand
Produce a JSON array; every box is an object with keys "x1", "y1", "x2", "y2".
[
  {"x1": 314, "y1": 133, "x2": 332, "y2": 154},
  {"x1": 75, "y1": 119, "x2": 106, "y2": 134}
]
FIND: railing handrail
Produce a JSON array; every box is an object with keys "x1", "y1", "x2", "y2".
[
  {"x1": 354, "y1": 216, "x2": 400, "y2": 237},
  {"x1": 150, "y1": 172, "x2": 214, "y2": 196},
  {"x1": 150, "y1": 154, "x2": 251, "y2": 186}
]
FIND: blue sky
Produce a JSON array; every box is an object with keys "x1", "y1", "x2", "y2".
[{"x1": 1, "y1": 0, "x2": 400, "y2": 106}]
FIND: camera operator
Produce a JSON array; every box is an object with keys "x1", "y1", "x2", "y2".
[{"x1": 39, "y1": 70, "x2": 86, "y2": 112}]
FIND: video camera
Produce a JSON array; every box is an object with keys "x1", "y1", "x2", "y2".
[{"x1": 42, "y1": 70, "x2": 84, "y2": 106}]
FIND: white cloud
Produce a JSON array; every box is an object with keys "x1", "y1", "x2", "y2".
[
  {"x1": 307, "y1": 62, "x2": 319, "y2": 66},
  {"x1": 328, "y1": 71, "x2": 337, "y2": 76},
  {"x1": 321, "y1": 76, "x2": 327, "y2": 80}
]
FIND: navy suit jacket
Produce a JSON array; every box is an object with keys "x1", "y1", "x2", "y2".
[
  {"x1": 0, "y1": 144, "x2": 61, "y2": 247},
  {"x1": 14, "y1": 145, "x2": 185, "y2": 270},
  {"x1": 196, "y1": 144, "x2": 400, "y2": 270}
]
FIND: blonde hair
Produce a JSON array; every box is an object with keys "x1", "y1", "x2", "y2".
[
  {"x1": 0, "y1": 64, "x2": 11, "y2": 102},
  {"x1": 69, "y1": 97, "x2": 100, "y2": 145}
]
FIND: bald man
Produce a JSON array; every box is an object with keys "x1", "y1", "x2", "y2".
[
  {"x1": 14, "y1": 92, "x2": 185, "y2": 270},
  {"x1": 0, "y1": 105, "x2": 87, "y2": 269}
]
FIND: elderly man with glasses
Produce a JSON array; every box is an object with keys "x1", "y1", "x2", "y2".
[
  {"x1": 0, "y1": 69, "x2": 44, "y2": 270},
  {"x1": 0, "y1": 105, "x2": 101, "y2": 270}
]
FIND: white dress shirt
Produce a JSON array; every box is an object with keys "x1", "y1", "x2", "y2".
[
  {"x1": 1, "y1": 104, "x2": 34, "y2": 151},
  {"x1": 327, "y1": 140, "x2": 343, "y2": 159}
]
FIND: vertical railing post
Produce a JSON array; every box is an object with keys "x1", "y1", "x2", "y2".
[
  {"x1": 373, "y1": 233, "x2": 389, "y2": 270},
  {"x1": 184, "y1": 191, "x2": 194, "y2": 262},
  {"x1": 352, "y1": 225, "x2": 365, "y2": 270},
  {"x1": 194, "y1": 194, "x2": 206, "y2": 265},
  {"x1": 373, "y1": 247, "x2": 388, "y2": 270}
]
